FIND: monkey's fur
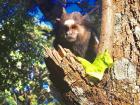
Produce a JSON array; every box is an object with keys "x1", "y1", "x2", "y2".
[{"x1": 53, "y1": 12, "x2": 99, "y2": 62}]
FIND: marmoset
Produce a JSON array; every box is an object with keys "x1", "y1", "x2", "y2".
[{"x1": 53, "y1": 12, "x2": 99, "y2": 62}]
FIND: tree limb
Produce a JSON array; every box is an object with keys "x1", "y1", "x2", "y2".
[
  {"x1": 98, "y1": 0, "x2": 115, "y2": 55},
  {"x1": 44, "y1": 45, "x2": 109, "y2": 105}
]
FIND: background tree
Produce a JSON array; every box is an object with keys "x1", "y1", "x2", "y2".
[{"x1": 0, "y1": 1, "x2": 60, "y2": 104}]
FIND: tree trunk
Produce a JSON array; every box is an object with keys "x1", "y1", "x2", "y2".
[
  {"x1": 110, "y1": 0, "x2": 140, "y2": 104},
  {"x1": 44, "y1": 0, "x2": 140, "y2": 104}
]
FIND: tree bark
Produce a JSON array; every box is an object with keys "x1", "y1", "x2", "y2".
[
  {"x1": 44, "y1": 0, "x2": 140, "y2": 105},
  {"x1": 44, "y1": 45, "x2": 110, "y2": 105},
  {"x1": 98, "y1": 0, "x2": 114, "y2": 55},
  {"x1": 110, "y1": 0, "x2": 140, "y2": 104}
]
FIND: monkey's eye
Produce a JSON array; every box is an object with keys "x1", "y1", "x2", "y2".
[{"x1": 71, "y1": 25, "x2": 77, "y2": 29}]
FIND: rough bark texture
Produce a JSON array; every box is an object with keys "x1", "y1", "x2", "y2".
[
  {"x1": 110, "y1": 0, "x2": 140, "y2": 104},
  {"x1": 44, "y1": 45, "x2": 110, "y2": 105},
  {"x1": 99, "y1": 0, "x2": 114, "y2": 54},
  {"x1": 44, "y1": 0, "x2": 140, "y2": 105}
]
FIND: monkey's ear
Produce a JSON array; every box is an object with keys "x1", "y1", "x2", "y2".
[
  {"x1": 63, "y1": 7, "x2": 67, "y2": 14},
  {"x1": 56, "y1": 18, "x2": 61, "y2": 22},
  {"x1": 55, "y1": 18, "x2": 62, "y2": 24},
  {"x1": 82, "y1": 14, "x2": 90, "y2": 22}
]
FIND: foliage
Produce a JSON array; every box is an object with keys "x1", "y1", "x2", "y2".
[
  {"x1": 77, "y1": 50, "x2": 113, "y2": 80},
  {"x1": 0, "y1": 90, "x2": 17, "y2": 105},
  {"x1": 0, "y1": 1, "x2": 60, "y2": 104}
]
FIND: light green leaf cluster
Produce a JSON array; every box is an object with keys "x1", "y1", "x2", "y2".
[
  {"x1": 77, "y1": 50, "x2": 113, "y2": 80},
  {"x1": 10, "y1": 51, "x2": 23, "y2": 60},
  {"x1": 0, "y1": 90, "x2": 17, "y2": 105}
]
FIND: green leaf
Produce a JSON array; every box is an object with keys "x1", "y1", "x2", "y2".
[
  {"x1": 18, "y1": 95, "x2": 25, "y2": 102},
  {"x1": 77, "y1": 50, "x2": 113, "y2": 80},
  {"x1": 76, "y1": 57, "x2": 92, "y2": 69}
]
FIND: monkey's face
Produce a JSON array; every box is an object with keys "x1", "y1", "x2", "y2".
[{"x1": 63, "y1": 19, "x2": 79, "y2": 42}]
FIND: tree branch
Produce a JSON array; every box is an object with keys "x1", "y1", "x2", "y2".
[
  {"x1": 98, "y1": 0, "x2": 115, "y2": 55},
  {"x1": 44, "y1": 45, "x2": 109, "y2": 105}
]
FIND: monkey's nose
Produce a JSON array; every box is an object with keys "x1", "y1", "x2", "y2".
[{"x1": 66, "y1": 31, "x2": 73, "y2": 36}]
